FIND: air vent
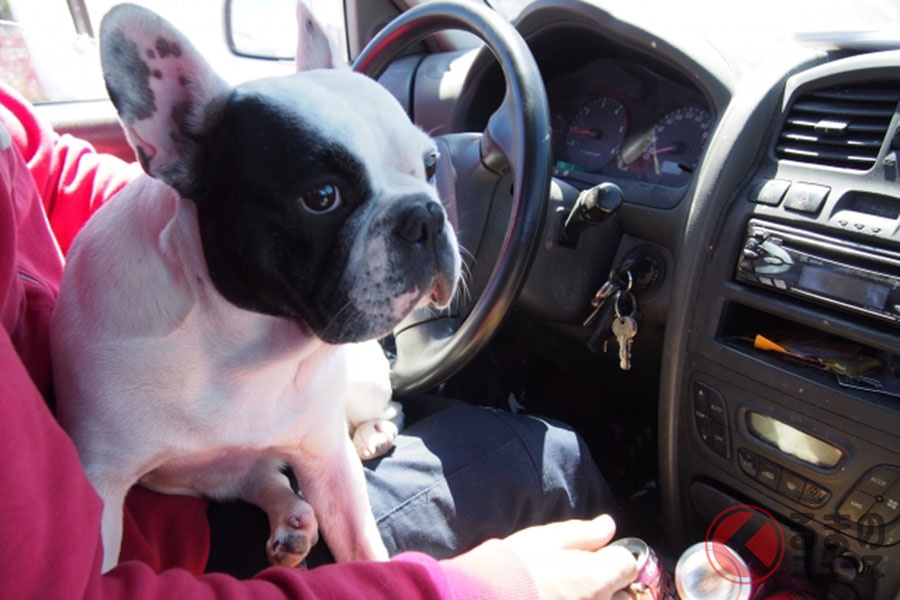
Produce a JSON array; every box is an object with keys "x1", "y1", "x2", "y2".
[{"x1": 775, "y1": 82, "x2": 900, "y2": 170}]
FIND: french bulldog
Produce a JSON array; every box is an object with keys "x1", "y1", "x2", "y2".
[{"x1": 50, "y1": 2, "x2": 459, "y2": 573}]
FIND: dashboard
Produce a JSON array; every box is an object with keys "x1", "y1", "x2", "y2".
[
  {"x1": 547, "y1": 58, "x2": 711, "y2": 189},
  {"x1": 406, "y1": 3, "x2": 900, "y2": 599}
]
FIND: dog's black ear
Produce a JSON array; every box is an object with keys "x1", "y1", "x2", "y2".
[
  {"x1": 295, "y1": 1, "x2": 347, "y2": 72},
  {"x1": 100, "y1": 3, "x2": 230, "y2": 196}
]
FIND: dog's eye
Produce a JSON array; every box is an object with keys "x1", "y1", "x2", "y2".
[
  {"x1": 300, "y1": 183, "x2": 342, "y2": 214},
  {"x1": 424, "y1": 152, "x2": 438, "y2": 181}
]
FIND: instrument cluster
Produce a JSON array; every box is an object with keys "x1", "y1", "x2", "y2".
[{"x1": 548, "y1": 58, "x2": 712, "y2": 188}]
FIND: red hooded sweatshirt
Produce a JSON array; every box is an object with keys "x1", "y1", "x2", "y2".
[{"x1": 0, "y1": 83, "x2": 537, "y2": 600}]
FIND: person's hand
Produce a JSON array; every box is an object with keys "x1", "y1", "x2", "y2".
[{"x1": 502, "y1": 514, "x2": 638, "y2": 600}]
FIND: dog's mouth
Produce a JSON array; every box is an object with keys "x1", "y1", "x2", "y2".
[{"x1": 430, "y1": 272, "x2": 456, "y2": 309}]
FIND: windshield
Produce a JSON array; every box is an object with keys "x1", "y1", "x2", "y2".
[{"x1": 488, "y1": 0, "x2": 900, "y2": 50}]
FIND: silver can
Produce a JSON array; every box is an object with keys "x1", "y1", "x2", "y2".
[{"x1": 674, "y1": 541, "x2": 754, "y2": 600}]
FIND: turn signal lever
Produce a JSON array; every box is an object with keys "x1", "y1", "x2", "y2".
[{"x1": 558, "y1": 182, "x2": 623, "y2": 247}]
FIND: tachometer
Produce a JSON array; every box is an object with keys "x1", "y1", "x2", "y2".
[
  {"x1": 645, "y1": 106, "x2": 711, "y2": 185},
  {"x1": 564, "y1": 96, "x2": 627, "y2": 172}
]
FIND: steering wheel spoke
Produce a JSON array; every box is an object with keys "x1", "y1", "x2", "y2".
[{"x1": 480, "y1": 89, "x2": 521, "y2": 175}]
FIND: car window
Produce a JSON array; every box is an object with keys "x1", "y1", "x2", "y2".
[
  {"x1": 0, "y1": 0, "x2": 106, "y2": 103},
  {"x1": 0, "y1": 0, "x2": 340, "y2": 104}
]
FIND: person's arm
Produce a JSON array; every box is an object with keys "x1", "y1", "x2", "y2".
[
  {"x1": 0, "y1": 330, "x2": 532, "y2": 600},
  {"x1": 0, "y1": 86, "x2": 635, "y2": 600},
  {"x1": 0, "y1": 294, "x2": 453, "y2": 599},
  {"x1": 0, "y1": 83, "x2": 142, "y2": 255},
  {"x1": 0, "y1": 336, "x2": 632, "y2": 600}
]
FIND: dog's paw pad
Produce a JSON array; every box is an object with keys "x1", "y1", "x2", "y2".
[
  {"x1": 268, "y1": 508, "x2": 319, "y2": 567},
  {"x1": 269, "y1": 530, "x2": 315, "y2": 567},
  {"x1": 353, "y1": 419, "x2": 399, "y2": 460}
]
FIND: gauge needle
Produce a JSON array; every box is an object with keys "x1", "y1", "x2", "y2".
[
  {"x1": 646, "y1": 142, "x2": 684, "y2": 156},
  {"x1": 569, "y1": 128, "x2": 601, "y2": 138},
  {"x1": 648, "y1": 145, "x2": 674, "y2": 156},
  {"x1": 618, "y1": 128, "x2": 655, "y2": 166}
]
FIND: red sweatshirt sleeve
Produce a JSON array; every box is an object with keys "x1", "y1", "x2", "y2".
[
  {"x1": 0, "y1": 328, "x2": 451, "y2": 600},
  {"x1": 0, "y1": 90, "x2": 541, "y2": 599},
  {"x1": 0, "y1": 314, "x2": 534, "y2": 600},
  {"x1": 0, "y1": 83, "x2": 142, "y2": 255}
]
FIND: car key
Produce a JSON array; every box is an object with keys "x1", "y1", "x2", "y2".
[
  {"x1": 585, "y1": 300, "x2": 617, "y2": 353},
  {"x1": 582, "y1": 269, "x2": 630, "y2": 327},
  {"x1": 612, "y1": 314, "x2": 637, "y2": 370},
  {"x1": 611, "y1": 290, "x2": 638, "y2": 370}
]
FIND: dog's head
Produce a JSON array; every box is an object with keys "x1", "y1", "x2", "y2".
[{"x1": 99, "y1": 3, "x2": 460, "y2": 344}]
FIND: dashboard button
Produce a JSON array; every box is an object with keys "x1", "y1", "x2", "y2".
[
  {"x1": 696, "y1": 415, "x2": 711, "y2": 444},
  {"x1": 692, "y1": 382, "x2": 714, "y2": 447},
  {"x1": 837, "y1": 489, "x2": 876, "y2": 523},
  {"x1": 738, "y1": 448, "x2": 758, "y2": 477},
  {"x1": 693, "y1": 383, "x2": 710, "y2": 412},
  {"x1": 783, "y1": 182, "x2": 830, "y2": 215},
  {"x1": 778, "y1": 470, "x2": 806, "y2": 501},
  {"x1": 709, "y1": 422, "x2": 728, "y2": 457},
  {"x1": 707, "y1": 389, "x2": 727, "y2": 425},
  {"x1": 856, "y1": 465, "x2": 900, "y2": 497},
  {"x1": 868, "y1": 479, "x2": 900, "y2": 525},
  {"x1": 750, "y1": 179, "x2": 790, "y2": 206},
  {"x1": 757, "y1": 458, "x2": 782, "y2": 490}
]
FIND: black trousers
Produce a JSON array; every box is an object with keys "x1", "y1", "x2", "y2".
[{"x1": 206, "y1": 396, "x2": 617, "y2": 578}]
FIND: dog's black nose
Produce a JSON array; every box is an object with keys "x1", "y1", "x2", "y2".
[{"x1": 394, "y1": 199, "x2": 445, "y2": 245}]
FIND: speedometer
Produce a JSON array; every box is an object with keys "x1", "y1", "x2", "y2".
[
  {"x1": 645, "y1": 106, "x2": 711, "y2": 185},
  {"x1": 564, "y1": 96, "x2": 627, "y2": 172}
]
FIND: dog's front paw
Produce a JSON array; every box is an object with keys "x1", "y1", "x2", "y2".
[
  {"x1": 352, "y1": 419, "x2": 399, "y2": 460},
  {"x1": 267, "y1": 501, "x2": 319, "y2": 568}
]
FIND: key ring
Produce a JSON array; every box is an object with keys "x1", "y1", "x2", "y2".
[
  {"x1": 622, "y1": 269, "x2": 633, "y2": 293},
  {"x1": 614, "y1": 288, "x2": 636, "y2": 319}
]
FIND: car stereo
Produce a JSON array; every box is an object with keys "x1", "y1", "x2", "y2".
[{"x1": 735, "y1": 219, "x2": 900, "y2": 326}]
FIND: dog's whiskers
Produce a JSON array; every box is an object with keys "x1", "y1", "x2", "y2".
[
  {"x1": 321, "y1": 301, "x2": 357, "y2": 341},
  {"x1": 455, "y1": 244, "x2": 474, "y2": 305}
]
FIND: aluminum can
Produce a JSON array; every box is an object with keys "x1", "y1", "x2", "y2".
[
  {"x1": 674, "y1": 541, "x2": 754, "y2": 600},
  {"x1": 608, "y1": 537, "x2": 677, "y2": 600}
]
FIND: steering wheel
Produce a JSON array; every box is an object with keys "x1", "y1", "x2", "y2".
[{"x1": 354, "y1": 0, "x2": 551, "y2": 395}]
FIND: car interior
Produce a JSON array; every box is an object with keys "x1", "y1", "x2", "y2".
[{"x1": 20, "y1": 0, "x2": 900, "y2": 597}]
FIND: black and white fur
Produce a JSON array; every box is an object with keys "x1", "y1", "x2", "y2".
[{"x1": 50, "y1": 2, "x2": 459, "y2": 572}]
